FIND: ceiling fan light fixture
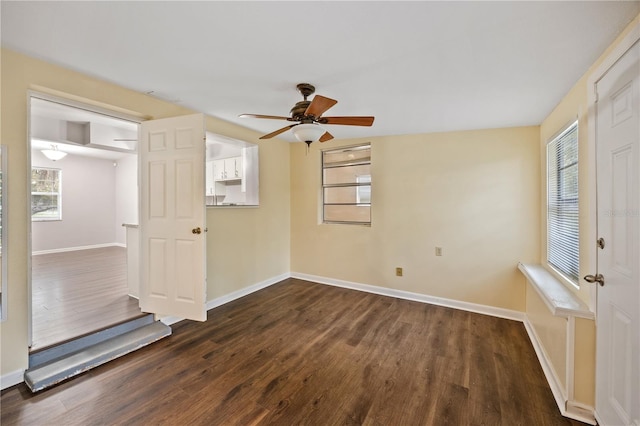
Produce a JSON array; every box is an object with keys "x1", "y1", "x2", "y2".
[
  {"x1": 292, "y1": 123, "x2": 325, "y2": 145},
  {"x1": 41, "y1": 144, "x2": 67, "y2": 161}
]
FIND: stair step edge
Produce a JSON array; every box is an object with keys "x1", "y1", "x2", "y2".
[{"x1": 25, "y1": 321, "x2": 171, "y2": 392}]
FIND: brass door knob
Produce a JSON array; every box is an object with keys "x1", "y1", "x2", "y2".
[
  {"x1": 192, "y1": 227, "x2": 202, "y2": 235},
  {"x1": 584, "y1": 273, "x2": 605, "y2": 286}
]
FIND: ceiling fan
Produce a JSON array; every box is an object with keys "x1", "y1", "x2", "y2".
[{"x1": 239, "y1": 83, "x2": 375, "y2": 146}]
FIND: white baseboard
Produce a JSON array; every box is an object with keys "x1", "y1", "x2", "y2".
[
  {"x1": 32, "y1": 242, "x2": 124, "y2": 256},
  {"x1": 291, "y1": 272, "x2": 525, "y2": 322},
  {"x1": 523, "y1": 318, "x2": 596, "y2": 425},
  {"x1": 566, "y1": 401, "x2": 596, "y2": 425},
  {"x1": 1, "y1": 369, "x2": 24, "y2": 390},
  {"x1": 206, "y1": 273, "x2": 290, "y2": 311},
  {"x1": 523, "y1": 318, "x2": 567, "y2": 409},
  {"x1": 161, "y1": 273, "x2": 291, "y2": 326}
]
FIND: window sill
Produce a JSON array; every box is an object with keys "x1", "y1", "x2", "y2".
[{"x1": 518, "y1": 262, "x2": 594, "y2": 319}]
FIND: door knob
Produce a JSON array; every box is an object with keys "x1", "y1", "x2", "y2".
[
  {"x1": 192, "y1": 227, "x2": 202, "y2": 235},
  {"x1": 584, "y1": 273, "x2": 605, "y2": 286}
]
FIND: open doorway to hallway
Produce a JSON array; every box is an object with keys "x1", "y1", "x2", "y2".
[{"x1": 29, "y1": 96, "x2": 144, "y2": 351}]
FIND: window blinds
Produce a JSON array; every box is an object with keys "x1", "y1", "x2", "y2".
[{"x1": 547, "y1": 122, "x2": 579, "y2": 283}]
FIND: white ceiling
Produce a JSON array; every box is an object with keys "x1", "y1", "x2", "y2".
[{"x1": 2, "y1": 1, "x2": 639, "y2": 142}]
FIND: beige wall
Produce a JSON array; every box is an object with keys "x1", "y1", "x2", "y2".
[
  {"x1": 0, "y1": 49, "x2": 290, "y2": 376},
  {"x1": 291, "y1": 127, "x2": 541, "y2": 311}
]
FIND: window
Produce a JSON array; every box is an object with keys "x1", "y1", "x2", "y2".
[
  {"x1": 547, "y1": 122, "x2": 579, "y2": 284},
  {"x1": 32, "y1": 167, "x2": 62, "y2": 221},
  {"x1": 322, "y1": 143, "x2": 371, "y2": 225}
]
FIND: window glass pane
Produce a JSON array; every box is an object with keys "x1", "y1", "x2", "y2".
[
  {"x1": 324, "y1": 185, "x2": 371, "y2": 205},
  {"x1": 31, "y1": 168, "x2": 61, "y2": 220},
  {"x1": 323, "y1": 163, "x2": 370, "y2": 185},
  {"x1": 356, "y1": 175, "x2": 371, "y2": 204},
  {"x1": 324, "y1": 205, "x2": 371, "y2": 223},
  {"x1": 323, "y1": 146, "x2": 370, "y2": 166}
]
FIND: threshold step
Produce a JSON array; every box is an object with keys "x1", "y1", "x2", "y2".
[
  {"x1": 25, "y1": 321, "x2": 171, "y2": 392},
  {"x1": 30, "y1": 314, "x2": 154, "y2": 368}
]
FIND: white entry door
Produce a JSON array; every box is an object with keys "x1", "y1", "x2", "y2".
[
  {"x1": 139, "y1": 114, "x2": 207, "y2": 321},
  {"x1": 594, "y1": 41, "x2": 640, "y2": 425}
]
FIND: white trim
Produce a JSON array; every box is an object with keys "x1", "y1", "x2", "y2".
[
  {"x1": 291, "y1": 272, "x2": 525, "y2": 321},
  {"x1": 28, "y1": 90, "x2": 145, "y2": 125},
  {"x1": 518, "y1": 263, "x2": 593, "y2": 319},
  {"x1": 205, "y1": 273, "x2": 290, "y2": 311},
  {"x1": 523, "y1": 317, "x2": 596, "y2": 424},
  {"x1": 566, "y1": 316, "x2": 576, "y2": 402},
  {"x1": 1, "y1": 369, "x2": 25, "y2": 390},
  {"x1": 159, "y1": 273, "x2": 291, "y2": 326},
  {"x1": 523, "y1": 317, "x2": 567, "y2": 409},
  {"x1": 32, "y1": 242, "x2": 124, "y2": 256},
  {"x1": 566, "y1": 401, "x2": 597, "y2": 425}
]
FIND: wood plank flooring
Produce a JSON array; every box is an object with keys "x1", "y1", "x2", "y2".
[
  {"x1": 3, "y1": 278, "x2": 588, "y2": 425},
  {"x1": 31, "y1": 246, "x2": 143, "y2": 350}
]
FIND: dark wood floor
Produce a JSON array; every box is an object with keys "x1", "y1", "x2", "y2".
[
  {"x1": 4, "y1": 278, "x2": 588, "y2": 425},
  {"x1": 31, "y1": 246, "x2": 143, "y2": 350}
]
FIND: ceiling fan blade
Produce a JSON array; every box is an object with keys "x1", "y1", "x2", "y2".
[
  {"x1": 305, "y1": 95, "x2": 338, "y2": 118},
  {"x1": 259, "y1": 124, "x2": 298, "y2": 140},
  {"x1": 320, "y1": 116, "x2": 375, "y2": 126},
  {"x1": 319, "y1": 131, "x2": 334, "y2": 143},
  {"x1": 239, "y1": 113, "x2": 292, "y2": 121}
]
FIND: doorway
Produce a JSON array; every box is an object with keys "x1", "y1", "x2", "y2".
[{"x1": 29, "y1": 95, "x2": 143, "y2": 351}]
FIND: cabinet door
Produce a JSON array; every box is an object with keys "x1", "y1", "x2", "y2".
[
  {"x1": 224, "y1": 156, "x2": 243, "y2": 180},
  {"x1": 234, "y1": 156, "x2": 243, "y2": 179},
  {"x1": 214, "y1": 159, "x2": 225, "y2": 180}
]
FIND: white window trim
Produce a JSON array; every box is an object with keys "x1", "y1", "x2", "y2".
[{"x1": 546, "y1": 120, "x2": 579, "y2": 288}]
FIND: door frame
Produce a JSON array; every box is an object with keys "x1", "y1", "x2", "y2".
[
  {"x1": 26, "y1": 90, "x2": 145, "y2": 348},
  {"x1": 586, "y1": 19, "x2": 640, "y2": 422}
]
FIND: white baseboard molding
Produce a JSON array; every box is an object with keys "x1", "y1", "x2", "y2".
[
  {"x1": 32, "y1": 242, "x2": 124, "y2": 256},
  {"x1": 566, "y1": 401, "x2": 596, "y2": 425},
  {"x1": 160, "y1": 273, "x2": 291, "y2": 326},
  {"x1": 523, "y1": 318, "x2": 568, "y2": 411},
  {"x1": 1, "y1": 369, "x2": 25, "y2": 390},
  {"x1": 523, "y1": 318, "x2": 596, "y2": 425},
  {"x1": 206, "y1": 273, "x2": 290, "y2": 311},
  {"x1": 291, "y1": 272, "x2": 525, "y2": 322}
]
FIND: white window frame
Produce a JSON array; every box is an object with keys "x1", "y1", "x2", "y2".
[
  {"x1": 547, "y1": 121, "x2": 579, "y2": 286},
  {"x1": 31, "y1": 167, "x2": 62, "y2": 221}
]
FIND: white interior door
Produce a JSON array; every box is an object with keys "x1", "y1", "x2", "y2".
[
  {"x1": 139, "y1": 113, "x2": 207, "y2": 321},
  {"x1": 594, "y1": 40, "x2": 640, "y2": 426}
]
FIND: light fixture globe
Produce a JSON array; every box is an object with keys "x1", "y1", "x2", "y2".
[
  {"x1": 291, "y1": 123, "x2": 325, "y2": 145},
  {"x1": 41, "y1": 145, "x2": 67, "y2": 161}
]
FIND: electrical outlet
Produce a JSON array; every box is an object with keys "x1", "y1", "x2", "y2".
[
  {"x1": 435, "y1": 247, "x2": 443, "y2": 256},
  {"x1": 395, "y1": 267, "x2": 403, "y2": 277}
]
